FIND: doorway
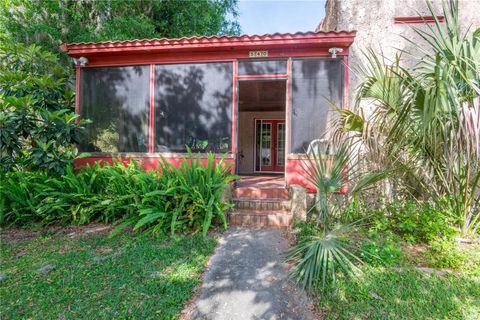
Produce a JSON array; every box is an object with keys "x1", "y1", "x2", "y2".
[
  {"x1": 237, "y1": 80, "x2": 286, "y2": 175},
  {"x1": 255, "y1": 119, "x2": 285, "y2": 172}
]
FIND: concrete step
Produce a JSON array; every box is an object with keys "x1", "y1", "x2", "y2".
[
  {"x1": 229, "y1": 210, "x2": 292, "y2": 227},
  {"x1": 233, "y1": 187, "x2": 289, "y2": 199},
  {"x1": 233, "y1": 198, "x2": 291, "y2": 211}
]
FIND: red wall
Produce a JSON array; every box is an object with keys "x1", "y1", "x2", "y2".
[
  {"x1": 74, "y1": 156, "x2": 235, "y2": 172},
  {"x1": 286, "y1": 158, "x2": 348, "y2": 194}
]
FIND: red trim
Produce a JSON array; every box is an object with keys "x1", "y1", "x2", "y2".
[
  {"x1": 394, "y1": 16, "x2": 445, "y2": 24},
  {"x1": 75, "y1": 65, "x2": 81, "y2": 115},
  {"x1": 237, "y1": 74, "x2": 288, "y2": 79},
  {"x1": 343, "y1": 55, "x2": 349, "y2": 109},
  {"x1": 232, "y1": 60, "x2": 238, "y2": 166},
  {"x1": 285, "y1": 58, "x2": 292, "y2": 170},
  {"x1": 148, "y1": 64, "x2": 155, "y2": 153},
  {"x1": 62, "y1": 32, "x2": 356, "y2": 56},
  {"x1": 74, "y1": 50, "x2": 348, "y2": 68}
]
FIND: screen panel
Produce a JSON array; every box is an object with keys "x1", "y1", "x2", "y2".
[
  {"x1": 79, "y1": 65, "x2": 150, "y2": 152},
  {"x1": 238, "y1": 59, "x2": 287, "y2": 75},
  {"x1": 291, "y1": 58, "x2": 343, "y2": 153},
  {"x1": 154, "y1": 62, "x2": 232, "y2": 153}
]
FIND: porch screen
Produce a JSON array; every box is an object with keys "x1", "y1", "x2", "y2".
[
  {"x1": 79, "y1": 65, "x2": 150, "y2": 152},
  {"x1": 154, "y1": 62, "x2": 232, "y2": 153},
  {"x1": 238, "y1": 59, "x2": 287, "y2": 75},
  {"x1": 291, "y1": 58, "x2": 343, "y2": 153}
]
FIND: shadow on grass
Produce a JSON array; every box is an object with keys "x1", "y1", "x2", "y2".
[
  {"x1": 0, "y1": 232, "x2": 216, "y2": 320},
  {"x1": 316, "y1": 267, "x2": 480, "y2": 319}
]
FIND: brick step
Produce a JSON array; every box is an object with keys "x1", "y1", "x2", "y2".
[
  {"x1": 233, "y1": 187, "x2": 289, "y2": 199},
  {"x1": 229, "y1": 210, "x2": 292, "y2": 227},
  {"x1": 233, "y1": 198, "x2": 291, "y2": 211}
]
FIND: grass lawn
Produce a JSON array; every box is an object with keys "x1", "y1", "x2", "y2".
[
  {"x1": 316, "y1": 267, "x2": 480, "y2": 319},
  {"x1": 0, "y1": 227, "x2": 216, "y2": 319}
]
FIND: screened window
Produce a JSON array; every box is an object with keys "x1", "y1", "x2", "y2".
[
  {"x1": 291, "y1": 58, "x2": 343, "y2": 153},
  {"x1": 238, "y1": 59, "x2": 287, "y2": 75},
  {"x1": 154, "y1": 62, "x2": 232, "y2": 153},
  {"x1": 79, "y1": 65, "x2": 150, "y2": 152}
]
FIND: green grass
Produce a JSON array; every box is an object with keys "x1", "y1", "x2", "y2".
[
  {"x1": 0, "y1": 230, "x2": 216, "y2": 319},
  {"x1": 317, "y1": 267, "x2": 480, "y2": 320}
]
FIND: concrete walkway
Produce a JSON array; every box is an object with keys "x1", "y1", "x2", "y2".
[{"x1": 188, "y1": 227, "x2": 314, "y2": 320}]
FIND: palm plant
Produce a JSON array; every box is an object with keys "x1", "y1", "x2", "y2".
[
  {"x1": 286, "y1": 138, "x2": 387, "y2": 290},
  {"x1": 334, "y1": 0, "x2": 480, "y2": 235}
]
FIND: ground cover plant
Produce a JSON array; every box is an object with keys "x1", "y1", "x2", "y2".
[
  {"x1": 0, "y1": 150, "x2": 236, "y2": 236},
  {"x1": 0, "y1": 228, "x2": 216, "y2": 319},
  {"x1": 291, "y1": 219, "x2": 480, "y2": 319}
]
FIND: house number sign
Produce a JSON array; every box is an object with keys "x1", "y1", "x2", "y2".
[{"x1": 249, "y1": 50, "x2": 268, "y2": 58}]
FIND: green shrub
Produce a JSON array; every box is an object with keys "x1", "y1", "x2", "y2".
[
  {"x1": 360, "y1": 237, "x2": 404, "y2": 266},
  {"x1": 0, "y1": 38, "x2": 87, "y2": 174},
  {"x1": 116, "y1": 151, "x2": 236, "y2": 237},
  {"x1": 1, "y1": 151, "x2": 236, "y2": 236},
  {"x1": 428, "y1": 238, "x2": 467, "y2": 269},
  {"x1": 388, "y1": 201, "x2": 456, "y2": 244}
]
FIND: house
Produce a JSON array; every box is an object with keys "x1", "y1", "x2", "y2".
[{"x1": 61, "y1": 32, "x2": 355, "y2": 194}]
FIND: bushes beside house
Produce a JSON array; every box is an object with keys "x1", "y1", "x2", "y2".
[{"x1": 0, "y1": 151, "x2": 236, "y2": 236}]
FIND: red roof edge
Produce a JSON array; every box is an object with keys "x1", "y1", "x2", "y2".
[{"x1": 61, "y1": 31, "x2": 356, "y2": 57}]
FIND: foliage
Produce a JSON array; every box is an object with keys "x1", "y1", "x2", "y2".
[
  {"x1": 315, "y1": 267, "x2": 480, "y2": 320},
  {"x1": 285, "y1": 138, "x2": 387, "y2": 289},
  {"x1": 286, "y1": 224, "x2": 363, "y2": 290},
  {"x1": 0, "y1": 151, "x2": 236, "y2": 236},
  {"x1": 302, "y1": 139, "x2": 388, "y2": 228},
  {"x1": 360, "y1": 237, "x2": 404, "y2": 267},
  {"x1": 0, "y1": 231, "x2": 216, "y2": 319},
  {"x1": 428, "y1": 237, "x2": 467, "y2": 269},
  {"x1": 333, "y1": 0, "x2": 480, "y2": 235},
  {"x1": 0, "y1": 0, "x2": 240, "y2": 68},
  {"x1": 113, "y1": 151, "x2": 236, "y2": 237},
  {"x1": 0, "y1": 37, "x2": 87, "y2": 174}
]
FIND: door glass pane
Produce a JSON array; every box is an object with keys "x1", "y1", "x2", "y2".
[
  {"x1": 277, "y1": 123, "x2": 285, "y2": 166},
  {"x1": 261, "y1": 123, "x2": 271, "y2": 166}
]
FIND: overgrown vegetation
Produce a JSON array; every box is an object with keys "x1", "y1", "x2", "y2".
[
  {"x1": 0, "y1": 230, "x2": 216, "y2": 319},
  {"x1": 0, "y1": 37, "x2": 87, "y2": 174},
  {"x1": 335, "y1": 0, "x2": 480, "y2": 235},
  {"x1": 0, "y1": 0, "x2": 240, "y2": 69},
  {"x1": 0, "y1": 151, "x2": 236, "y2": 236},
  {"x1": 287, "y1": 5, "x2": 480, "y2": 316}
]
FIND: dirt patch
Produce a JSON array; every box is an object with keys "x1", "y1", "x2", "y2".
[
  {"x1": 401, "y1": 243, "x2": 430, "y2": 266},
  {"x1": 1, "y1": 223, "x2": 113, "y2": 244},
  {"x1": 93, "y1": 246, "x2": 114, "y2": 254}
]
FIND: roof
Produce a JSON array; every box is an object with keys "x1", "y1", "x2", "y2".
[{"x1": 61, "y1": 31, "x2": 356, "y2": 57}]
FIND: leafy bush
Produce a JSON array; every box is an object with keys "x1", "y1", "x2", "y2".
[
  {"x1": 360, "y1": 237, "x2": 404, "y2": 266},
  {"x1": 385, "y1": 201, "x2": 456, "y2": 244},
  {"x1": 0, "y1": 38, "x2": 87, "y2": 174},
  {"x1": 0, "y1": 151, "x2": 236, "y2": 236},
  {"x1": 428, "y1": 238, "x2": 467, "y2": 269}
]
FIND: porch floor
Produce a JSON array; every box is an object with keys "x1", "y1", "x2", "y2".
[{"x1": 236, "y1": 175, "x2": 285, "y2": 189}]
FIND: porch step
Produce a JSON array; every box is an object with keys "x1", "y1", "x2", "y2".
[
  {"x1": 233, "y1": 187, "x2": 289, "y2": 199},
  {"x1": 233, "y1": 198, "x2": 291, "y2": 211},
  {"x1": 229, "y1": 210, "x2": 292, "y2": 227}
]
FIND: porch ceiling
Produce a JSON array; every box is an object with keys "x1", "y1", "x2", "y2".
[{"x1": 238, "y1": 80, "x2": 286, "y2": 112}]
